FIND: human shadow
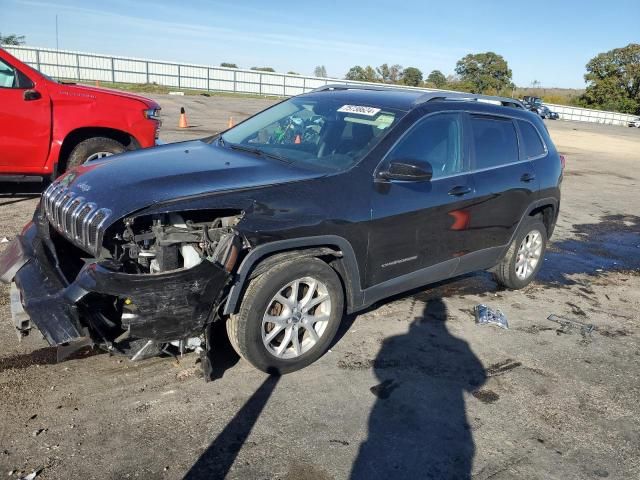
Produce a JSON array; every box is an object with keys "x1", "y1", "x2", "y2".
[
  {"x1": 183, "y1": 374, "x2": 280, "y2": 479},
  {"x1": 350, "y1": 298, "x2": 486, "y2": 480}
]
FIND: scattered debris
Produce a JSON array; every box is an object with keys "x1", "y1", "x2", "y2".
[
  {"x1": 547, "y1": 314, "x2": 594, "y2": 335},
  {"x1": 18, "y1": 468, "x2": 42, "y2": 480},
  {"x1": 369, "y1": 379, "x2": 399, "y2": 399},
  {"x1": 31, "y1": 428, "x2": 46, "y2": 437},
  {"x1": 0, "y1": 237, "x2": 9, "y2": 243},
  {"x1": 475, "y1": 304, "x2": 509, "y2": 329},
  {"x1": 487, "y1": 359, "x2": 522, "y2": 377},
  {"x1": 168, "y1": 91, "x2": 185, "y2": 96},
  {"x1": 329, "y1": 439, "x2": 350, "y2": 446},
  {"x1": 472, "y1": 389, "x2": 500, "y2": 404}
]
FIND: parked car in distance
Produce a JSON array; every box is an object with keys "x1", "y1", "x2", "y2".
[
  {"x1": 0, "y1": 86, "x2": 563, "y2": 376},
  {"x1": 0, "y1": 48, "x2": 161, "y2": 183},
  {"x1": 629, "y1": 117, "x2": 640, "y2": 128},
  {"x1": 536, "y1": 105, "x2": 559, "y2": 120},
  {"x1": 522, "y1": 95, "x2": 543, "y2": 106}
]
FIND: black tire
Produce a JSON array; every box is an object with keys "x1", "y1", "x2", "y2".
[
  {"x1": 226, "y1": 257, "x2": 344, "y2": 374},
  {"x1": 65, "y1": 137, "x2": 126, "y2": 172},
  {"x1": 493, "y1": 216, "x2": 547, "y2": 289}
]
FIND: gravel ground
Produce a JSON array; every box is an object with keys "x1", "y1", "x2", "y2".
[{"x1": 0, "y1": 95, "x2": 639, "y2": 480}]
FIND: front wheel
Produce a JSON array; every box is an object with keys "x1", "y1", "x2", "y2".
[
  {"x1": 65, "y1": 137, "x2": 126, "y2": 172},
  {"x1": 493, "y1": 217, "x2": 547, "y2": 289},
  {"x1": 226, "y1": 257, "x2": 344, "y2": 374}
]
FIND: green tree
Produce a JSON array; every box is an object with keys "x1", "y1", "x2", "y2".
[
  {"x1": 401, "y1": 67, "x2": 423, "y2": 87},
  {"x1": 427, "y1": 70, "x2": 447, "y2": 88},
  {"x1": 251, "y1": 67, "x2": 276, "y2": 72},
  {"x1": 220, "y1": 62, "x2": 238, "y2": 68},
  {"x1": 287, "y1": 71, "x2": 299, "y2": 75},
  {"x1": 376, "y1": 63, "x2": 391, "y2": 83},
  {"x1": 0, "y1": 33, "x2": 26, "y2": 45},
  {"x1": 454, "y1": 52, "x2": 513, "y2": 94},
  {"x1": 344, "y1": 65, "x2": 378, "y2": 82},
  {"x1": 314, "y1": 65, "x2": 327, "y2": 78},
  {"x1": 580, "y1": 43, "x2": 640, "y2": 114},
  {"x1": 388, "y1": 64, "x2": 403, "y2": 83}
]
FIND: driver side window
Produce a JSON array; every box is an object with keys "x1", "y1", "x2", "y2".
[
  {"x1": 0, "y1": 59, "x2": 17, "y2": 88},
  {"x1": 386, "y1": 113, "x2": 465, "y2": 179}
]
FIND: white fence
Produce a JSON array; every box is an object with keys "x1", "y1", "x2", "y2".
[{"x1": 4, "y1": 45, "x2": 638, "y2": 127}]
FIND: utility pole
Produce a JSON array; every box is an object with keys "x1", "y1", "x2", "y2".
[{"x1": 55, "y1": 14, "x2": 59, "y2": 50}]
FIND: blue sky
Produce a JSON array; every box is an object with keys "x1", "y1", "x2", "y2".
[{"x1": 2, "y1": 0, "x2": 638, "y2": 88}]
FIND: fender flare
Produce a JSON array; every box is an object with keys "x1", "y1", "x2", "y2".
[
  {"x1": 498, "y1": 196, "x2": 559, "y2": 258},
  {"x1": 223, "y1": 235, "x2": 364, "y2": 315}
]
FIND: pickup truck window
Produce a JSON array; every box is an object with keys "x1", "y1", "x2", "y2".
[
  {"x1": 0, "y1": 59, "x2": 16, "y2": 88},
  {"x1": 0, "y1": 58, "x2": 34, "y2": 89}
]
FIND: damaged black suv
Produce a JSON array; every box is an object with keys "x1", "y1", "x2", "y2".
[{"x1": 0, "y1": 86, "x2": 562, "y2": 374}]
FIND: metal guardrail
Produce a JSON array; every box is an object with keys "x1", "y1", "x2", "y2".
[{"x1": 4, "y1": 45, "x2": 638, "y2": 127}]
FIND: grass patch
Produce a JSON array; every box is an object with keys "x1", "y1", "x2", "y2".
[{"x1": 56, "y1": 78, "x2": 286, "y2": 100}]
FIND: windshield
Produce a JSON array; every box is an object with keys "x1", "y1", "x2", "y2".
[{"x1": 220, "y1": 96, "x2": 404, "y2": 171}]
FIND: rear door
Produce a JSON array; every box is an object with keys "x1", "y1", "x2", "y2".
[
  {"x1": 464, "y1": 113, "x2": 538, "y2": 252},
  {"x1": 367, "y1": 111, "x2": 476, "y2": 286},
  {"x1": 0, "y1": 57, "x2": 51, "y2": 170}
]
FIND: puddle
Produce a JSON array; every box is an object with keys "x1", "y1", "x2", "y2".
[{"x1": 539, "y1": 215, "x2": 640, "y2": 285}]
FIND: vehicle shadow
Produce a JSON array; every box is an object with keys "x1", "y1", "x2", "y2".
[
  {"x1": 0, "y1": 182, "x2": 44, "y2": 198},
  {"x1": 183, "y1": 373, "x2": 280, "y2": 479},
  {"x1": 350, "y1": 297, "x2": 486, "y2": 480}
]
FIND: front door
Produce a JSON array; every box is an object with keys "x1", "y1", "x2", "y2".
[
  {"x1": 0, "y1": 57, "x2": 50, "y2": 170},
  {"x1": 367, "y1": 111, "x2": 476, "y2": 287}
]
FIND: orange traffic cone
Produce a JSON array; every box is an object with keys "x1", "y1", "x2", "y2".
[
  {"x1": 294, "y1": 134, "x2": 301, "y2": 144},
  {"x1": 178, "y1": 107, "x2": 188, "y2": 128},
  {"x1": 227, "y1": 116, "x2": 234, "y2": 129}
]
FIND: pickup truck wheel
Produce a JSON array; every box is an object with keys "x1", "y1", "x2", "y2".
[
  {"x1": 493, "y1": 216, "x2": 547, "y2": 290},
  {"x1": 226, "y1": 257, "x2": 344, "y2": 374},
  {"x1": 65, "y1": 137, "x2": 126, "y2": 172}
]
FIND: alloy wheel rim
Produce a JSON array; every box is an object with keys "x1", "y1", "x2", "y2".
[
  {"x1": 86, "y1": 151, "x2": 114, "y2": 161},
  {"x1": 515, "y1": 229, "x2": 543, "y2": 280},
  {"x1": 261, "y1": 276, "x2": 331, "y2": 359}
]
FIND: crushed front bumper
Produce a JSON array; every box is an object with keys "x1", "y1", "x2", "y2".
[{"x1": 0, "y1": 222, "x2": 230, "y2": 348}]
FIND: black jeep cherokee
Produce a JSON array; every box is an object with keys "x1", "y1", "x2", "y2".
[{"x1": 0, "y1": 86, "x2": 562, "y2": 374}]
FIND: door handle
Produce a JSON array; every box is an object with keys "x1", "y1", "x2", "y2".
[
  {"x1": 448, "y1": 185, "x2": 472, "y2": 196},
  {"x1": 520, "y1": 173, "x2": 536, "y2": 183}
]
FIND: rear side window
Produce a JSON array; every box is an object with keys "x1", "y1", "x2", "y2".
[
  {"x1": 470, "y1": 115, "x2": 519, "y2": 169},
  {"x1": 517, "y1": 120, "x2": 546, "y2": 159},
  {"x1": 386, "y1": 113, "x2": 464, "y2": 179}
]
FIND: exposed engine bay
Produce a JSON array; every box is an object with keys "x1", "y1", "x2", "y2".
[
  {"x1": 83, "y1": 211, "x2": 247, "y2": 362},
  {"x1": 35, "y1": 210, "x2": 247, "y2": 369},
  {"x1": 111, "y1": 211, "x2": 244, "y2": 275}
]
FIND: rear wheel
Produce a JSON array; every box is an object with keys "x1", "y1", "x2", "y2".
[
  {"x1": 493, "y1": 216, "x2": 547, "y2": 289},
  {"x1": 65, "y1": 137, "x2": 126, "y2": 172},
  {"x1": 226, "y1": 257, "x2": 344, "y2": 374}
]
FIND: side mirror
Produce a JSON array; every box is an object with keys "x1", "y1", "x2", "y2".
[
  {"x1": 378, "y1": 159, "x2": 433, "y2": 182},
  {"x1": 23, "y1": 90, "x2": 41, "y2": 101}
]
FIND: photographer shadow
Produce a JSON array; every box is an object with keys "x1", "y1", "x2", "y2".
[{"x1": 351, "y1": 297, "x2": 486, "y2": 479}]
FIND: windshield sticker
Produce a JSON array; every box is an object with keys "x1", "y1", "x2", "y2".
[{"x1": 337, "y1": 105, "x2": 381, "y2": 116}]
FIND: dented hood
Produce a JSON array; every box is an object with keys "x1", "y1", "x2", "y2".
[{"x1": 55, "y1": 140, "x2": 325, "y2": 221}]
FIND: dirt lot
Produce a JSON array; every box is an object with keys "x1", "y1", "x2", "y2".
[{"x1": 1, "y1": 95, "x2": 639, "y2": 480}]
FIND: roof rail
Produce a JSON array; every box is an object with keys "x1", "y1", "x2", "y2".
[
  {"x1": 416, "y1": 92, "x2": 525, "y2": 109},
  {"x1": 310, "y1": 84, "x2": 525, "y2": 110},
  {"x1": 311, "y1": 83, "x2": 413, "y2": 93}
]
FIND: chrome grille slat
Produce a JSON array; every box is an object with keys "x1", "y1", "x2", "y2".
[{"x1": 42, "y1": 182, "x2": 111, "y2": 256}]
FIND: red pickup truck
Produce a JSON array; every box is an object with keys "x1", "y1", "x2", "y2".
[{"x1": 0, "y1": 48, "x2": 161, "y2": 182}]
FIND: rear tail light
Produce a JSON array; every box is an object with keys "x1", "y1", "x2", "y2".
[{"x1": 559, "y1": 154, "x2": 566, "y2": 170}]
